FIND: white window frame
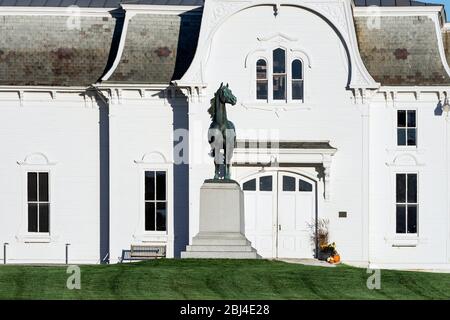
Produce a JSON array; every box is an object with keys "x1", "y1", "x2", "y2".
[
  {"x1": 143, "y1": 169, "x2": 169, "y2": 234},
  {"x1": 133, "y1": 153, "x2": 174, "y2": 258},
  {"x1": 26, "y1": 171, "x2": 51, "y2": 234},
  {"x1": 255, "y1": 57, "x2": 269, "y2": 101},
  {"x1": 272, "y1": 48, "x2": 288, "y2": 102},
  {"x1": 395, "y1": 108, "x2": 418, "y2": 148},
  {"x1": 291, "y1": 58, "x2": 304, "y2": 101},
  {"x1": 245, "y1": 44, "x2": 311, "y2": 108},
  {"x1": 395, "y1": 172, "x2": 418, "y2": 235},
  {"x1": 16, "y1": 153, "x2": 56, "y2": 243}
]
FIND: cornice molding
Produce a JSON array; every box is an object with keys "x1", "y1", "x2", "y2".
[
  {"x1": 120, "y1": 4, "x2": 203, "y2": 15},
  {"x1": 0, "y1": 6, "x2": 115, "y2": 16}
]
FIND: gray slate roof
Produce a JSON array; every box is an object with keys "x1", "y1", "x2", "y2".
[
  {"x1": 0, "y1": 0, "x2": 204, "y2": 7},
  {"x1": 355, "y1": 15, "x2": 450, "y2": 85},
  {"x1": 0, "y1": 0, "x2": 449, "y2": 86},
  {"x1": 0, "y1": 14, "x2": 117, "y2": 86},
  {"x1": 107, "y1": 12, "x2": 201, "y2": 84}
]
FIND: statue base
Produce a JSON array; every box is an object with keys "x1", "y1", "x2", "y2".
[{"x1": 181, "y1": 181, "x2": 260, "y2": 259}]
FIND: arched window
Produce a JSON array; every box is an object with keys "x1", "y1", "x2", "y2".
[
  {"x1": 254, "y1": 48, "x2": 306, "y2": 102},
  {"x1": 256, "y1": 59, "x2": 268, "y2": 100},
  {"x1": 273, "y1": 48, "x2": 286, "y2": 100},
  {"x1": 291, "y1": 59, "x2": 304, "y2": 100}
]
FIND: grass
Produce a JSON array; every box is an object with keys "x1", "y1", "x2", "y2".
[{"x1": 0, "y1": 259, "x2": 449, "y2": 299}]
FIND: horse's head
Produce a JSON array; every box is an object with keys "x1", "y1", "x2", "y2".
[{"x1": 218, "y1": 83, "x2": 237, "y2": 106}]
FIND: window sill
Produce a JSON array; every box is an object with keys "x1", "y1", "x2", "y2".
[
  {"x1": 241, "y1": 101, "x2": 312, "y2": 111},
  {"x1": 386, "y1": 147, "x2": 425, "y2": 154},
  {"x1": 16, "y1": 233, "x2": 57, "y2": 243},
  {"x1": 133, "y1": 232, "x2": 168, "y2": 243},
  {"x1": 384, "y1": 235, "x2": 423, "y2": 247}
]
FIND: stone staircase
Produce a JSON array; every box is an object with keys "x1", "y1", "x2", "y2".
[{"x1": 181, "y1": 232, "x2": 261, "y2": 259}]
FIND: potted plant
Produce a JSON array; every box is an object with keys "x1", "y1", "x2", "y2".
[{"x1": 307, "y1": 218, "x2": 341, "y2": 263}]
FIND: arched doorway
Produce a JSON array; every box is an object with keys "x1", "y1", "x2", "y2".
[{"x1": 241, "y1": 171, "x2": 316, "y2": 259}]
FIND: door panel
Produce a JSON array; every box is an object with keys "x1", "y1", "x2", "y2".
[
  {"x1": 277, "y1": 173, "x2": 315, "y2": 258},
  {"x1": 242, "y1": 171, "x2": 315, "y2": 259},
  {"x1": 243, "y1": 175, "x2": 275, "y2": 258}
]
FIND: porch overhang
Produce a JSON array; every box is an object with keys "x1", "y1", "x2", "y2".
[{"x1": 233, "y1": 140, "x2": 337, "y2": 201}]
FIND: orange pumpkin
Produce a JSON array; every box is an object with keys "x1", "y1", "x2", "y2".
[{"x1": 332, "y1": 254, "x2": 340, "y2": 263}]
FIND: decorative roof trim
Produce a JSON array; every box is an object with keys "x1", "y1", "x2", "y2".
[
  {"x1": 95, "y1": 83, "x2": 171, "y2": 89},
  {"x1": 354, "y1": 5, "x2": 447, "y2": 29},
  {"x1": 431, "y1": 13, "x2": 450, "y2": 80},
  {"x1": 380, "y1": 85, "x2": 450, "y2": 91},
  {"x1": 178, "y1": 0, "x2": 379, "y2": 90},
  {"x1": 353, "y1": 5, "x2": 445, "y2": 19},
  {"x1": 120, "y1": 4, "x2": 203, "y2": 15},
  {"x1": 0, "y1": 6, "x2": 114, "y2": 16},
  {"x1": 99, "y1": 11, "x2": 130, "y2": 82},
  {"x1": 0, "y1": 85, "x2": 89, "y2": 92}
]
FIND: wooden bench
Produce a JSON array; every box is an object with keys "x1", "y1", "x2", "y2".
[{"x1": 120, "y1": 245, "x2": 166, "y2": 262}]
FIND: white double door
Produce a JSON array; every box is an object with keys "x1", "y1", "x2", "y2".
[{"x1": 242, "y1": 171, "x2": 315, "y2": 259}]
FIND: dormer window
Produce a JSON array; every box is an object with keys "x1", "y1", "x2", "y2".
[
  {"x1": 292, "y1": 59, "x2": 304, "y2": 100},
  {"x1": 273, "y1": 48, "x2": 286, "y2": 100},
  {"x1": 255, "y1": 48, "x2": 305, "y2": 102},
  {"x1": 256, "y1": 59, "x2": 268, "y2": 100}
]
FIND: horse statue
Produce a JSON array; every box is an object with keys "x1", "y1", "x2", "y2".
[{"x1": 208, "y1": 83, "x2": 237, "y2": 180}]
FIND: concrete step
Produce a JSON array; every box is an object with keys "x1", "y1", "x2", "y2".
[
  {"x1": 192, "y1": 238, "x2": 251, "y2": 246},
  {"x1": 181, "y1": 250, "x2": 261, "y2": 259},
  {"x1": 186, "y1": 245, "x2": 254, "y2": 252}
]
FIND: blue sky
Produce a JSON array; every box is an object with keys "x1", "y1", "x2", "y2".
[
  {"x1": 426, "y1": 0, "x2": 449, "y2": 10},
  {"x1": 421, "y1": 0, "x2": 449, "y2": 20}
]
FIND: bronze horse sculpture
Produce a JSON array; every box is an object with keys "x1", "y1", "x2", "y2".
[{"x1": 208, "y1": 83, "x2": 237, "y2": 180}]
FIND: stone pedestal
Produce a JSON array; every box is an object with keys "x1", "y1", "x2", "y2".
[{"x1": 181, "y1": 181, "x2": 260, "y2": 259}]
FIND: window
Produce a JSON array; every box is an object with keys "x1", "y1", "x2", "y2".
[
  {"x1": 255, "y1": 48, "x2": 306, "y2": 102},
  {"x1": 396, "y1": 173, "x2": 417, "y2": 234},
  {"x1": 259, "y1": 176, "x2": 272, "y2": 191},
  {"x1": 299, "y1": 179, "x2": 312, "y2": 192},
  {"x1": 397, "y1": 110, "x2": 416, "y2": 146},
  {"x1": 292, "y1": 59, "x2": 304, "y2": 100},
  {"x1": 144, "y1": 171, "x2": 167, "y2": 231},
  {"x1": 273, "y1": 48, "x2": 286, "y2": 100},
  {"x1": 27, "y1": 172, "x2": 49, "y2": 233},
  {"x1": 282, "y1": 176, "x2": 295, "y2": 192},
  {"x1": 243, "y1": 176, "x2": 272, "y2": 191},
  {"x1": 256, "y1": 59, "x2": 268, "y2": 100},
  {"x1": 243, "y1": 179, "x2": 256, "y2": 191}
]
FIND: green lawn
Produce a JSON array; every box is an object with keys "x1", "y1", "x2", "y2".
[{"x1": 0, "y1": 259, "x2": 449, "y2": 299}]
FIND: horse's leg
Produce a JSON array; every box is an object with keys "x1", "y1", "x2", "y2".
[
  {"x1": 224, "y1": 128, "x2": 236, "y2": 180},
  {"x1": 215, "y1": 164, "x2": 220, "y2": 180},
  {"x1": 209, "y1": 126, "x2": 223, "y2": 179}
]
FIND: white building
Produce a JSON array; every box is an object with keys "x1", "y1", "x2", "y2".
[{"x1": 1, "y1": 0, "x2": 450, "y2": 270}]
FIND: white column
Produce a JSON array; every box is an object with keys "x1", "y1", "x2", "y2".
[
  {"x1": 186, "y1": 87, "x2": 212, "y2": 243},
  {"x1": 446, "y1": 111, "x2": 450, "y2": 263},
  {"x1": 323, "y1": 156, "x2": 332, "y2": 201},
  {"x1": 360, "y1": 101, "x2": 370, "y2": 264}
]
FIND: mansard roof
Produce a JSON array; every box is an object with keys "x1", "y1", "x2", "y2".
[
  {"x1": 354, "y1": 15, "x2": 450, "y2": 86},
  {"x1": 106, "y1": 11, "x2": 201, "y2": 84},
  {"x1": 0, "y1": 14, "x2": 117, "y2": 86},
  {"x1": 0, "y1": 1, "x2": 449, "y2": 87}
]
